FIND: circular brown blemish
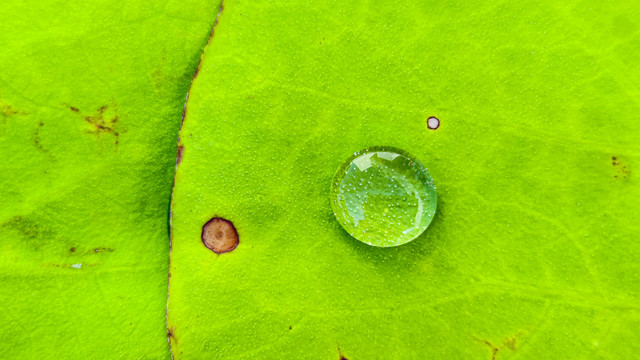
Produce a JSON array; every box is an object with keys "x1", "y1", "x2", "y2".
[
  {"x1": 427, "y1": 116, "x2": 440, "y2": 130},
  {"x1": 202, "y1": 217, "x2": 239, "y2": 254}
]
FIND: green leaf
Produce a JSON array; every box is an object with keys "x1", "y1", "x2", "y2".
[
  {"x1": 168, "y1": 0, "x2": 640, "y2": 359},
  {"x1": 0, "y1": 0, "x2": 221, "y2": 358}
]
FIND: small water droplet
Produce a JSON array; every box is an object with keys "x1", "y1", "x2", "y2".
[{"x1": 330, "y1": 146, "x2": 437, "y2": 247}]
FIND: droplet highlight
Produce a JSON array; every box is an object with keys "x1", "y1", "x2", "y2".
[{"x1": 330, "y1": 146, "x2": 437, "y2": 247}]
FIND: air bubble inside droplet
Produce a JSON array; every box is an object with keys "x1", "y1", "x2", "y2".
[{"x1": 330, "y1": 146, "x2": 437, "y2": 247}]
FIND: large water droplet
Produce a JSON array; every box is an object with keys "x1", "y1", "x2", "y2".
[{"x1": 330, "y1": 146, "x2": 437, "y2": 247}]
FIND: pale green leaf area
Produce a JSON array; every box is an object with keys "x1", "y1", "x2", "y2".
[
  {"x1": 169, "y1": 0, "x2": 640, "y2": 359},
  {"x1": 0, "y1": 0, "x2": 221, "y2": 358}
]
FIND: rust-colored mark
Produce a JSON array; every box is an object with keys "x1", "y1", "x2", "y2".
[
  {"x1": 1, "y1": 100, "x2": 25, "y2": 118},
  {"x1": 70, "y1": 247, "x2": 76, "y2": 252},
  {"x1": 167, "y1": 326, "x2": 177, "y2": 344},
  {"x1": 202, "y1": 217, "x2": 239, "y2": 254},
  {"x1": 337, "y1": 347, "x2": 349, "y2": 360},
  {"x1": 1, "y1": 104, "x2": 19, "y2": 117},
  {"x1": 176, "y1": 145, "x2": 184, "y2": 165},
  {"x1": 483, "y1": 340, "x2": 499, "y2": 360},
  {"x1": 33, "y1": 122, "x2": 48, "y2": 152},
  {"x1": 427, "y1": 116, "x2": 440, "y2": 130},
  {"x1": 73, "y1": 103, "x2": 123, "y2": 147},
  {"x1": 1, "y1": 97, "x2": 27, "y2": 126},
  {"x1": 471, "y1": 333, "x2": 524, "y2": 360},
  {"x1": 612, "y1": 155, "x2": 631, "y2": 178}
]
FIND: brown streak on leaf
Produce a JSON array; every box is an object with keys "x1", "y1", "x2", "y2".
[
  {"x1": 176, "y1": 145, "x2": 184, "y2": 165},
  {"x1": 33, "y1": 122, "x2": 48, "y2": 152}
]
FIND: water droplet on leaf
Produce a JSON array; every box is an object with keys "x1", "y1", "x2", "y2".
[{"x1": 330, "y1": 146, "x2": 437, "y2": 247}]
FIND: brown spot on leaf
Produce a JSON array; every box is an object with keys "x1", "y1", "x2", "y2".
[
  {"x1": 427, "y1": 116, "x2": 440, "y2": 130},
  {"x1": 337, "y1": 347, "x2": 348, "y2": 360},
  {"x1": 1, "y1": 104, "x2": 19, "y2": 118},
  {"x1": 1, "y1": 101, "x2": 25, "y2": 118},
  {"x1": 70, "y1": 247, "x2": 76, "y2": 252},
  {"x1": 69, "y1": 106, "x2": 79, "y2": 112},
  {"x1": 1, "y1": 96, "x2": 27, "y2": 126},
  {"x1": 612, "y1": 155, "x2": 631, "y2": 178},
  {"x1": 177, "y1": 145, "x2": 184, "y2": 165},
  {"x1": 74, "y1": 103, "x2": 123, "y2": 147},
  {"x1": 202, "y1": 217, "x2": 239, "y2": 254},
  {"x1": 167, "y1": 326, "x2": 178, "y2": 344}
]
